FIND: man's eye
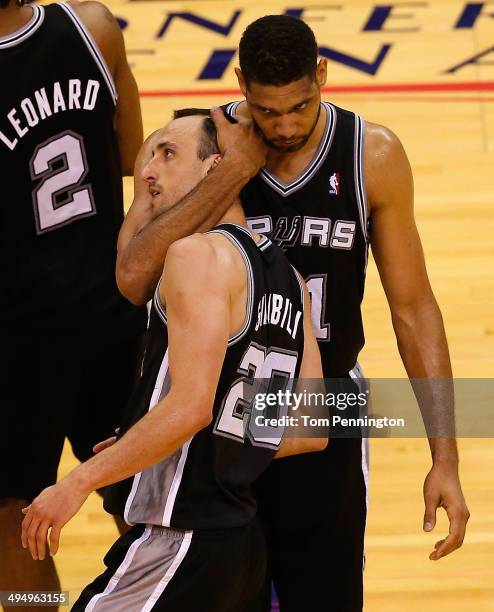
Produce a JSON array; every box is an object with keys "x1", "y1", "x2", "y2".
[
  {"x1": 260, "y1": 108, "x2": 272, "y2": 115},
  {"x1": 295, "y1": 103, "x2": 308, "y2": 111},
  {"x1": 164, "y1": 149, "x2": 174, "y2": 158}
]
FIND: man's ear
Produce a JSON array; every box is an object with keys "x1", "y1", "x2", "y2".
[
  {"x1": 235, "y1": 68, "x2": 247, "y2": 97},
  {"x1": 316, "y1": 59, "x2": 327, "y2": 88},
  {"x1": 204, "y1": 153, "x2": 222, "y2": 176}
]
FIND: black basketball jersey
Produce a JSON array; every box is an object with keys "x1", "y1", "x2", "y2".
[
  {"x1": 224, "y1": 101, "x2": 368, "y2": 377},
  {"x1": 104, "y1": 224, "x2": 305, "y2": 530},
  {"x1": 0, "y1": 3, "x2": 145, "y2": 334}
]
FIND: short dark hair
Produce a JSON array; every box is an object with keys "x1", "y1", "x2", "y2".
[
  {"x1": 173, "y1": 108, "x2": 219, "y2": 160},
  {"x1": 239, "y1": 15, "x2": 318, "y2": 87},
  {"x1": 1, "y1": 0, "x2": 26, "y2": 8}
]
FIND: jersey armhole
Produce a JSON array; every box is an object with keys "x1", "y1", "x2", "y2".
[
  {"x1": 153, "y1": 278, "x2": 167, "y2": 325},
  {"x1": 354, "y1": 114, "x2": 369, "y2": 242},
  {"x1": 291, "y1": 266, "x2": 306, "y2": 313},
  {"x1": 207, "y1": 229, "x2": 255, "y2": 347},
  {"x1": 58, "y1": 2, "x2": 117, "y2": 105}
]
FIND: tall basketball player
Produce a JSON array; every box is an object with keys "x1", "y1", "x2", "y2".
[
  {"x1": 114, "y1": 16, "x2": 470, "y2": 612},
  {"x1": 21, "y1": 111, "x2": 326, "y2": 611},
  {"x1": 0, "y1": 0, "x2": 146, "y2": 605}
]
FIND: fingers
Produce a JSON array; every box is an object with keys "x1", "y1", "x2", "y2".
[
  {"x1": 93, "y1": 436, "x2": 117, "y2": 454},
  {"x1": 430, "y1": 505, "x2": 470, "y2": 560},
  {"x1": 210, "y1": 107, "x2": 228, "y2": 127},
  {"x1": 36, "y1": 521, "x2": 50, "y2": 561},
  {"x1": 49, "y1": 525, "x2": 61, "y2": 557},
  {"x1": 423, "y1": 490, "x2": 439, "y2": 532},
  {"x1": 21, "y1": 508, "x2": 33, "y2": 549},
  {"x1": 21, "y1": 505, "x2": 56, "y2": 561},
  {"x1": 24, "y1": 513, "x2": 42, "y2": 560}
]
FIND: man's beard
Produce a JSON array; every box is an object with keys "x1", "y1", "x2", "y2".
[{"x1": 262, "y1": 103, "x2": 322, "y2": 153}]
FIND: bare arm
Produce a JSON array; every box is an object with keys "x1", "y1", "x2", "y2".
[
  {"x1": 366, "y1": 122, "x2": 469, "y2": 558},
  {"x1": 21, "y1": 236, "x2": 230, "y2": 559},
  {"x1": 275, "y1": 281, "x2": 327, "y2": 458},
  {"x1": 70, "y1": 1, "x2": 143, "y2": 174},
  {"x1": 116, "y1": 110, "x2": 267, "y2": 305}
]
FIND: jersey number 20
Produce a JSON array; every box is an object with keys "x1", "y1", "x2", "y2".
[
  {"x1": 214, "y1": 342, "x2": 298, "y2": 449},
  {"x1": 30, "y1": 130, "x2": 95, "y2": 235}
]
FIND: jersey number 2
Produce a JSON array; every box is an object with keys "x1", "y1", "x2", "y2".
[
  {"x1": 30, "y1": 130, "x2": 95, "y2": 235},
  {"x1": 214, "y1": 342, "x2": 298, "y2": 449}
]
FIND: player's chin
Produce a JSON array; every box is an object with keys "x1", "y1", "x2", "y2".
[{"x1": 269, "y1": 139, "x2": 306, "y2": 153}]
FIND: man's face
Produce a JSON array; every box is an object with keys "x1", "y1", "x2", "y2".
[
  {"x1": 238, "y1": 61, "x2": 326, "y2": 154},
  {"x1": 141, "y1": 116, "x2": 217, "y2": 210}
]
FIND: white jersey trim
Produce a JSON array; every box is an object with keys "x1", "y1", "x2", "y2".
[
  {"x1": 260, "y1": 102, "x2": 336, "y2": 197},
  {"x1": 0, "y1": 5, "x2": 44, "y2": 49},
  {"x1": 291, "y1": 267, "x2": 306, "y2": 313},
  {"x1": 123, "y1": 350, "x2": 170, "y2": 525},
  {"x1": 207, "y1": 227, "x2": 255, "y2": 347},
  {"x1": 58, "y1": 3, "x2": 117, "y2": 104},
  {"x1": 161, "y1": 439, "x2": 193, "y2": 527},
  {"x1": 354, "y1": 116, "x2": 369, "y2": 240},
  {"x1": 141, "y1": 532, "x2": 193, "y2": 611},
  {"x1": 349, "y1": 361, "x2": 369, "y2": 573},
  {"x1": 153, "y1": 278, "x2": 167, "y2": 325},
  {"x1": 349, "y1": 361, "x2": 370, "y2": 513},
  {"x1": 84, "y1": 526, "x2": 153, "y2": 611},
  {"x1": 224, "y1": 102, "x2": 337, "y2": 198}
]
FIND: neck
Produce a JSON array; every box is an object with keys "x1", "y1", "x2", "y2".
[
  {"x1": 217, "y1": 200, "x2": 247, "y2": 228},
  {"x1": 0, "y1": 3, "x2": 33, "y2": 36}
]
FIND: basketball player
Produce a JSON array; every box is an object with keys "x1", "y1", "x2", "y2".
[
  {"x1": 21, "y1": 110, "x2": 326, "y2": 611},
  {"x1": 114, "y1": 15, "x2": 470, "y2": 612},
  {"x1": 0, "y1": 0, "x2": 146, "y2": 603}
]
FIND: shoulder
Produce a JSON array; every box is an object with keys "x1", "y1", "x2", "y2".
[
  {"x1": 166, "y1": 233, "x2": 218, "y2": 267},
  {"x1": 161, "y1": 232, "x2": 242, "y2": 303},
  {"x1": 363, "y1": 121, "x2": 413, "y2": 209},
  {"x1": 163, "y1": 234, "x2": 245, "y2": 289},
  {"x1": 67, "y1": 0, "x2": 123, "y2": 72},
  {"x1": 67, "y1": 0, "x2": 117, "y2": 29},
  {"x1": 364, "y1": 121, "x2": 407, "y2": 164},
  {"x1": 165, "y1": 232, "x2": 240, "y2": 282}
]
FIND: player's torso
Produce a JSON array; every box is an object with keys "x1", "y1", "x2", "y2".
[
  {"x1": 225, "y1": 101, "x2": 369, "y2": 376},
  {"x1": 104, "y1": 223, "x2": 305, "y2": 530},
  {"x1": 0, "y1": 3, "x2": 144, "y2": 333}
]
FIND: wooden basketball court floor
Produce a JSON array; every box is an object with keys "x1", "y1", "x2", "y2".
[{"x1": 51, "y1": 0, "x2": 494, "y2": 609}]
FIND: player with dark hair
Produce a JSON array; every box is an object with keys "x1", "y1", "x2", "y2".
[
  {"x1": 0, "y1": 0, "x2": 146, "y2": 604},
  {"x1": 114, "y1": 15, "x2": 469, "y2": 612},
  {"x1": 21, "y1": 110, "x2": 326, "y2": 612}
]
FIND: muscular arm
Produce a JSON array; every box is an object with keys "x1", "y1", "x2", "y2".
[
  {"x1": 366, "y1": 124, "x2": 454, "y2": 448},
  {"x1": 21, "y1": 236, "x2": 230, "y2": 559},
  {"x1": 116, "y1": 110, "x2": 267, "y2": 305},
  {"x1": 276, "y1": 282, "x2": 327, "y2": 458},
  {"x1": 70, "y1": 1, "x2": 143, "y2": 174},
  {"x1": 365, "y1": 122, "x2": 469, "y2": 558}
]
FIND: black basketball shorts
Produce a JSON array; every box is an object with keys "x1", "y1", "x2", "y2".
[
  {"x1": 0, "y1": 331, "x2": 143, "y2": 502},
  {"x1": 254, "y1": 372, "x2": 369, "y2": 612},
  {"x1": 73, "y1": 520, "x2": 267, "y2": 612}
]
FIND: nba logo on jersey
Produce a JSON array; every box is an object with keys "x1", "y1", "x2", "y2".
[{"x1": 329, "y1": 172, "x2": 340, "y2": 195}]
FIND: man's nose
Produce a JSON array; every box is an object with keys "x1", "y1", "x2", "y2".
[
  {"x1": 274, "y1": 115, "x2": 297, "y2": 139},
  {"x1": 141, "y1": 158, "x2": 157, "y2": 182}
]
